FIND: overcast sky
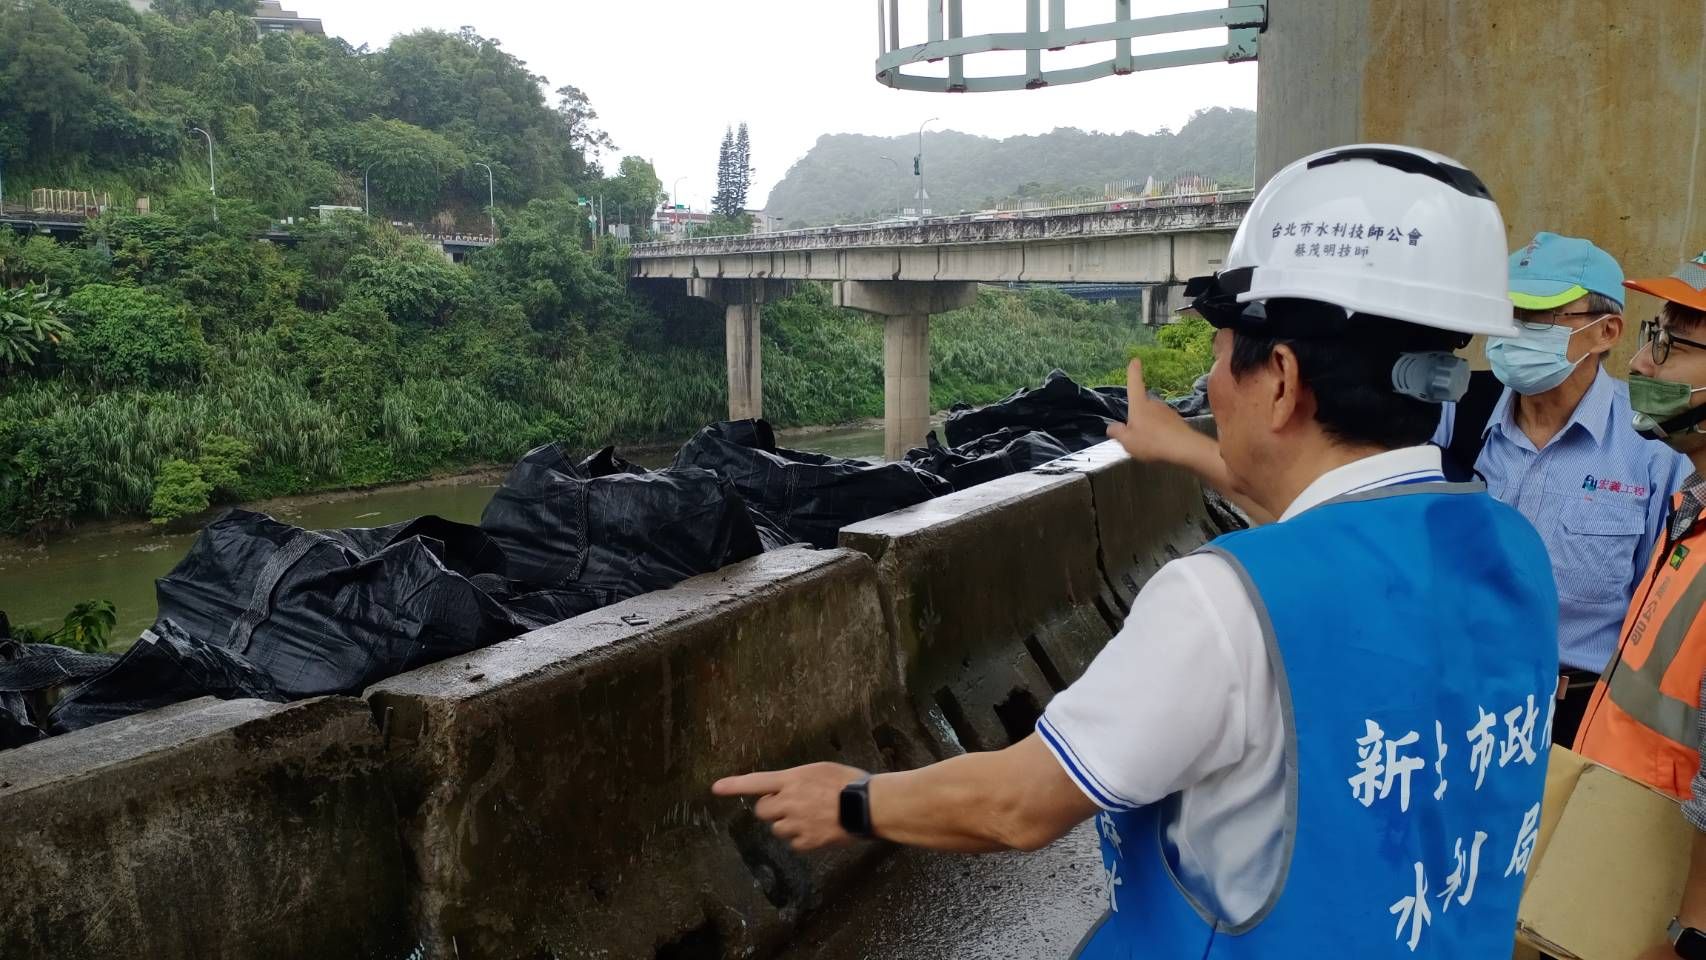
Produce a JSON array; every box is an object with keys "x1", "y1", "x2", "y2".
[{"x1": 329, "y1": 1, "x2": 1257, "y2": 212}]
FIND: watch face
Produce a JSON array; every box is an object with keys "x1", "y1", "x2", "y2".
[
  {"x1": 1678, "y1": 925, "x2": 1706, "y2": 960},
  {"x1": 839, "y1": 781, "x2": 872, "y2": 836}
]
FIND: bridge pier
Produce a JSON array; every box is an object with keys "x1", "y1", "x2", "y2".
[
  {"x1": 688, "y1": 278, "x2": 784, "y2": 421},
  {"x1": 833, "y1": 280, "x2": 978, "y2": 461}
]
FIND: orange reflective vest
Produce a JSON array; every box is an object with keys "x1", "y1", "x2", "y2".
[{"x1": 1574, "y1": 491, "x2": 1706, "y2": 799}]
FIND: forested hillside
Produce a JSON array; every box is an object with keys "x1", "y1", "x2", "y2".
[{"x1": 764, "y1": 107, "x2": 1255, "y2": 226}]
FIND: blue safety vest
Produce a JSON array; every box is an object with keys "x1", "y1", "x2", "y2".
[{"x1": 1073, "y1": 481, "x2": 1558, "y2": 958}]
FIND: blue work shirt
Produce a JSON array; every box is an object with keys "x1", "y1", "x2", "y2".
[{"x1": 1433, "y1": 366, "x2": 1693, "y2": 672}]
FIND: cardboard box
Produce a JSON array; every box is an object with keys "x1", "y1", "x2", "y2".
[{"x1": 1515, "y1": 746, "x2": 1692, "y2": 959}]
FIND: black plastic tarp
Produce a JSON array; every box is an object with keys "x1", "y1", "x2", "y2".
[
  {"x1": 943, "y1": 370, "x2": 1130, "y2": 452},
  {"x1": 46, "y1": 618, "x2": 282, "y2": 734},
  {"x1": 480, "y1": 441, "x2": 780, "y2": 599},
  {"x1": 673, "y1": 420, "x2": 952, "y2": 548},
  {"x1": 904, "y1": 428, "x2": 1073, "y2": 490},
  {"x1": 157, "y1": 510, "x2": 539, "y2": 699}
]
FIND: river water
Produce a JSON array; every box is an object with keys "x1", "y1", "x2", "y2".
[{"x1": 0, "y1": 423, "x2": 887, "y2": 644}]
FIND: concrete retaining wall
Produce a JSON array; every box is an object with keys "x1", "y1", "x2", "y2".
[
  {"x1": 0, "y1": 696, "x2": 411, "y2": 960},
  {"x1": 839, "y1": 471, "x2": 1121, "y2": 755},
  {"x1": 366, "y1": 547, "x2": 935, "y2": 960}
]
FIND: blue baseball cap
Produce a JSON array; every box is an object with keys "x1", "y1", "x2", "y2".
[{"x1": 1508, "y1": 232, "x2": 1625, "y2": 311}]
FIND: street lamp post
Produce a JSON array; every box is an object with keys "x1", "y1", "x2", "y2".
[
  {"x1": 915, "y1": 116, "x2": 938, "y2": 220},
  {"x1": 363, "y1": 162, "x2": 377, "y2": 218},
  {"x1": 190, "y1": 126, "x2": 217, "y2": 223},
  {"x1": 474, "y1": 161, "x2": 495, "y2": 236},
  {"x1": 671, "y1": 176, "x2": 689, "y2": 239},
  {"x1": 879, "y1": 155, "x2": 903, "y2": 219}
]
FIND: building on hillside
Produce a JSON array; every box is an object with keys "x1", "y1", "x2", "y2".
[
  {"x1": 252, "y1": 1, "x2": 324, "y2": 34},
  {"x1": 125, "y1": 0, "x2": 324, "y2": 35}
]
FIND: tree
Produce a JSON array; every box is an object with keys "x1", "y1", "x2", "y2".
[
  {"x1": 733, "y1": 122, "x2": 752, "y2": 212},
  {"x1": 713, "y1": 126, "x2": 739, "y2": 218},
  {"x1": 554, "y1": 84, "x2": 614, "y2": 170},
  {"x1": 0, "y1": 0, "x2": 99, "y2": 152},
  {"x1": 336, "y1": 117, "x2": 466, "y2": 214},
  {"x1": 593, "y1": 156, "x2": 662, "y2": 239}
]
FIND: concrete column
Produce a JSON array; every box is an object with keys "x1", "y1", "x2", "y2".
[
  {"x1": 834, "y1": 280, "x2": 978, "y2": 461},
  {"x1": 688, "y1": 278, "x2": 788, "y2": 422},
  {"x1": 725, "y1": 298, "x2": 762, "y2": 421},
  {"x1": 883, "y1": 314, "x2": 930, "y2": 462},
  {"x1": 1255, "y1": 0, "x2": 1706, "y2": 371}
]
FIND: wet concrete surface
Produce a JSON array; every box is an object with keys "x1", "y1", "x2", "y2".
[{"x1": 782, "y1": 823, "x2": 1104, "y2": 960}]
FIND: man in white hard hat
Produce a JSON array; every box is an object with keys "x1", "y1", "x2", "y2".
[{"x1": 713, "y1": 145, "x2": 1559, "y2": 957}]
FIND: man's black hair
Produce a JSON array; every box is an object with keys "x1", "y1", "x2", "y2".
[{"x1": 1227, "y1": 299, "x2": 1465, "y2": 450}]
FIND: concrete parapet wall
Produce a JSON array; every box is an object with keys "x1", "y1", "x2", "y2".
[
  {"x1": 839, "y1": 472, "x2": 1118, "y2": 755},
  {"x1": 1038, "y1": 441, "x2": 1221, "y2": 611},
  {"x1": 0, "y1": 696, "x2": 412, "y2": 960},
  {"x1": 367, "y1": 547, "x2": 934, "y2": 960},
  {"x1": 0, "y1": 440, "x2": 1221, "y2": 959}
]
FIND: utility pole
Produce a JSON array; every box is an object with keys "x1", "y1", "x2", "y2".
[
  {"x1": 190, "y1": 127, "x2": 217, "y2": 223},
  {"x1": 915, "y1": 117, "x2": 938, "y2": 219},
  {"x1": 879, "y1": 155, "x2": 903, "y2": 219},
  {"x1": 474, "y1": 161, "x2": 495, "y2": 236}
]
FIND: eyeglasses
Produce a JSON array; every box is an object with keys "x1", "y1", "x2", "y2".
[
  {"x1": 1517, "y1": 310, "x2": 1605, "y2": 332},
  {"x1": 1639, "y1": 318, "x2": 1706, "y2": 364}
]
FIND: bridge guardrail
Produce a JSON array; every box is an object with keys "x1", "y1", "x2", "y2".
[{"x1": 633, "y1": 189, "x2": 1253, "y2": 253}]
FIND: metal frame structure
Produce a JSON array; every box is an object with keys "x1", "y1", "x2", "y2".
[{"x1": 875, "y1": 0, "x2": 1265, "y2": 92}]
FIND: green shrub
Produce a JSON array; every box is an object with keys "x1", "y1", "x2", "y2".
[
  {"x1": 13, "y1": 600, "x2": 118, "y2": 653},
  {"x1": 149, "y1": 457, "x2": 212, "y2": 524},
  {"x1": 60, "y1": 283, "x2": 207, "y2": 388}
]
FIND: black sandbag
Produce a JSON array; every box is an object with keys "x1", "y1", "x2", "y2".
[
  {"x1": 943, "y1": 370, "x2": 1130, "y2": 452},
  {"x1": 0, "y1": 615, "x2": 121, "y2": 748},
  {"x1": 158, "y1": 510, "x2": 537, "y2": 699},
  {"x1": 47, "y1": 618, "x2": 282, "y2": 734},
  {"x1": 904, "y1": 428, "x2": 1073, "y2": 490},
  {"x1": 480, "y1": 440, "x2": 775, "y2": 596},
  {"x1": 673, "y1": 419, "x2": 953, "y2": 548},
  {"x1": 156, "y1": 510, "x2": 520, "y2": 650}
]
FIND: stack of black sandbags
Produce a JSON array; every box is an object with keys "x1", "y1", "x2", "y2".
[
  {"x1": 673, "y1": 419, "x2": 951, "y2": 548},
  {"x1": 903, "y1": 428, "x2": 1073, "y2": 490},
  {"x1": 943, "y1": 370, "x2": 1130, "y2": 452}
]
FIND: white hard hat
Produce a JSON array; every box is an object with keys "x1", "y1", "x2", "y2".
[{"x1": 1217, "y1": 144, "x2": 1517, "y2": 339}]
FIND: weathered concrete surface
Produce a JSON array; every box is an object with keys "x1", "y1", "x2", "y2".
[
  {"x1": 367, "y1": 547, "x2": 937, "y2": 960},
  {"x1": 781, "y1": 823, "x2": 1104, "y2": 960},
  {"x1": 1039, "y1": 441, "x2": 1221, "y2": 612},
  {"x1": 0, "y1": 696, "x2": 410, "y2": 960},
  {"x1": 839, "y1": 472, "x2": 1116, "y2": 755},
  {"x1": 1257, "y1": 0, "x2": 1706, "y2": 373}
]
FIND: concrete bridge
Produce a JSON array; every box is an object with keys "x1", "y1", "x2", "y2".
[{"x1": 631, "y1": 192, "x2": 1250, "y2": 459}]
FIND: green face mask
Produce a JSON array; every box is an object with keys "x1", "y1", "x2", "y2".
[{"x1": 1629, "y1": 373, "x2": 1706, "y2": 439}]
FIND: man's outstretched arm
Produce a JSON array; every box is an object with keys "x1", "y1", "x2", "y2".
[{"x1": 712, "y1": 732, "x2": 1100, "y2": 854}]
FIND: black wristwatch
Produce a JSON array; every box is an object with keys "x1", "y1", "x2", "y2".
[
  {"x1": 838, "y1": 776, "x2": 874, "y2": 838},
  {"x1": 1669, "y1": 917, "x2": 1706, "y2": 959}
]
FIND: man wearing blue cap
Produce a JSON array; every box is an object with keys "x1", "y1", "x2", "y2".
[{"x1": 1434, "y1": 232, "x2": 1693, "y2": 744}]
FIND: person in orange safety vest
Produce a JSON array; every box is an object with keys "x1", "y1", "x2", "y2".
[{"x1": 1575, "y1": 252, "x2": 1706, "y2": 960}]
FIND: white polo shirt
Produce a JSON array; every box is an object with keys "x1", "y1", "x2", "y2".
[{"x1": 1037, "y1": 445, "x2": 1449, "y2": 925}]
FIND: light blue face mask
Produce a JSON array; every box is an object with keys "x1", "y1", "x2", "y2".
[{"x1": 1486, "y1": 315, "x2": 1606, "y2": 396}]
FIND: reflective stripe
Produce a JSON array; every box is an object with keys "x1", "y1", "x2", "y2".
[{"x1": 1605, "y1": 559, "x2": 1706, "y2": 743}]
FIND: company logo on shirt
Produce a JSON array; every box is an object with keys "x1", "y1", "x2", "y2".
[
  {"x1": 1581, "y1": 474, "x2": 1648, "y2": 498},
  {"x1": 1672, "y1": 544, "x2": 1691, "y2": 570}
]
